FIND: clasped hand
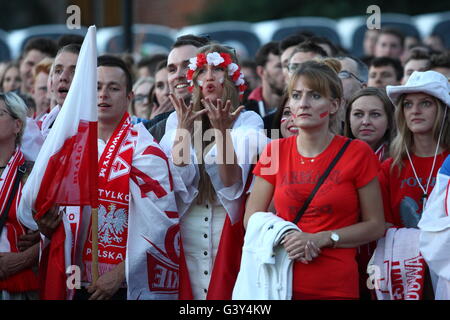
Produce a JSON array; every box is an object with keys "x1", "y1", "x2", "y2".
[{"x1": 281, "y1": 230, "x2": 322, "y2": 264}]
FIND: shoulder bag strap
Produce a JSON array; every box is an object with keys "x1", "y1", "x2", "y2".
[{"x1": 293, "y1": 139, "x2": 352, "y2": 224}]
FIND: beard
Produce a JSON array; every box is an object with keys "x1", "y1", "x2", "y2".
[{"x1": 266, "y1": 74, "x2": 284, "y2": 96}]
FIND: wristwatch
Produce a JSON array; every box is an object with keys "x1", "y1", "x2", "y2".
[{"x1": 330, "y1": 232, "x2": 340, "y2": 248}]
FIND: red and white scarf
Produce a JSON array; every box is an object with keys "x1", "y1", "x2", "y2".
[
  {"x1": 370, "y1": 227, "x2": 426, "y2": 300},
  {"x1": 375, "y1": 143, "x2": 387, "y2": 162},
  {"x1": 0, "y1": 148, "x2": 24, "y2": 220},
  {"x1": 82, "y1": 113, "x2": 132, "y2": 282},
  {"x1": 0, "y1": 148, "x2": 38, "y2": 292}
]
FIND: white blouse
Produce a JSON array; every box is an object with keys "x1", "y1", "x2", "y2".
[
  {"x1": 159, "y1": 110, "x2": 269, "y2": 223},
  {"x1": 159, "y1": 109, "x2": 269, "y2": 299}
]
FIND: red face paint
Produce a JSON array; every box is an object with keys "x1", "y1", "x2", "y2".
[{"x1": 319, "y1": 111, "x2": 329, "y2": 118}]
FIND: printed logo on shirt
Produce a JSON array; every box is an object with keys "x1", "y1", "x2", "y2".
[
  {"x1": 400, "y1": 176, "x2": 437, "y2": 189},
  {"x1": 281, "y1": 170, "x2": 342, "y2": 186}
]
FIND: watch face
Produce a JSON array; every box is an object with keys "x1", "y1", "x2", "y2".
[{"x1": 331, "y1": 233, "x2": 339, "y2": 241}]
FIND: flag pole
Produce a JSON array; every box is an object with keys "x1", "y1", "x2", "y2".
[{"x1": 91, "y1": 207, "x2": 99, "y2": 283}]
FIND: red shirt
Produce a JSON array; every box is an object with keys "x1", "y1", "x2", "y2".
[
  {"x1": 379, "y1": 150, "x2": 450, "y2": 228},
  {"x1": 254, "y1": 135, "x2": 380, "y2": 299}
]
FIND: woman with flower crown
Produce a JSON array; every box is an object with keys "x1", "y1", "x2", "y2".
[{"x1": 160, "y1": 44, "x2": 268, "y2": 300}]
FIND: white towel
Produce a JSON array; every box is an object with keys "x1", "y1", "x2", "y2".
[
  {"x1": 232, "y1": 211, "x2": 300, "y2": 300},
  {"x1": 370, "y1": 227, "x2": 425, "y2": 300},
  {"x1": 418, "y1": 170, "x2": 450, "y2": 299}
]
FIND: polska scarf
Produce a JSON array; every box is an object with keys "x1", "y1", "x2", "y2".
[
  {"x1": 370, "y1": 227, "x2": 426, "y2": 300},
  {"x1": 82, "y1": 113, "x2": 133, "y2": 282}
]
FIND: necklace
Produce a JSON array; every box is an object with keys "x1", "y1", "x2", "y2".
[
  {"x1": 298, "y1": 133, "x2": 334, "y2": 165},
  {"x1": 299, "y1": 156, "x2": 315, "y2": 165}
]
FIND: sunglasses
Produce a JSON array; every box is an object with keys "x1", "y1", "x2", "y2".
[{"x1": 338, "y1": 70, "x2": 364, "y2": 83}]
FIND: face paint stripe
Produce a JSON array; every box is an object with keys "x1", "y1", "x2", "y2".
[{"x1": 320, "y1": 111, "x2": 329, "y2": 118}]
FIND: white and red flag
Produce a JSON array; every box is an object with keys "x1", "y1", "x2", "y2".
[{"x1": 18, "y1": 25, "x2": 98, "y2": 300}]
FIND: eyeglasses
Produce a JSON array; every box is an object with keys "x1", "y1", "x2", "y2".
[
  {"x1": 0, "y1": 109, "x2": 12, "y2": 118},
  {"x1": 287, "y1": 63, "x2": 301, "y2": 74},
  {"x1": 133, "y1": 94, "x2": 149, "y2": 104},
  {"x1": 338, "y1": 71, "x2": 364, "y2": 83}
]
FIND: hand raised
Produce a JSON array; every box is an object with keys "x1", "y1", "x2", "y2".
[
  {"x1": 149, "y1": 97, "x2": 173, "y2": 120},
  {"x1": 201, "y1": 98, "x2": 244, "y2": 132},
  {"x1": 169, "y1": 93, "x2": 207, "y2": 131}
]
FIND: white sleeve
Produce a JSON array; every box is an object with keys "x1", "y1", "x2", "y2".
[
  {"x1": 205, "y1": 111, "x2": 269, "y2": 201},
  {"x1": 136, "y1": 123, "x2": 196, "y2": 217}
]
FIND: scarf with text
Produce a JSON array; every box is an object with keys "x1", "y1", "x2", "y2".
[
  {"x1": 370, "y1": 227, "x2": 425, "y2": 300},
  {"x1": 82, "y1": 113, "x2": 133, "y2": 282}
]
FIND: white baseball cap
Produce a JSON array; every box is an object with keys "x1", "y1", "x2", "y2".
[{"x1": 386, "y1": 70, "x2": 450, "y2": 107}]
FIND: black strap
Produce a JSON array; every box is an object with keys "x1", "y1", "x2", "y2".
[
  {"x1": 0, "y1": 165, "x2": 26, "y2": 237},
  {"x1": 293, "y1": 139, "x2": 352, "y2": 224}
]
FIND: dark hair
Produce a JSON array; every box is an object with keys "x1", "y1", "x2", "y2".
[
  {"x1": 336, "y1": 55, "x2": 369, "y2": 82},
  {"x1": 344, "y1": 87, "x2": 396, "y2": 151},
  {"x1": 172, "y1": 34, "x2": 210, "y2": 49},
  {"x1": 148, "y1": 58, "x2": 169, "y2": 106},
  {"x1": 57, "y1": 34, "x2": 84, "y2": 49},
  {"x1": 97, "y1": 55, "x2": 133, "y2": 93},
  {"x1": 154, "y1": 58, "x2": 168, "y2": 74},
  {"x1": 137, "y1": 53, "x2": 168, "y2": 77},
  {"x1": 255, "y1": 41, "x2": 280, "y2": 67},
  {"x1": 370, "y1": 57, "x2": 403, "y2": 81},
  {"x1": 279, "y1": 34, "x2": 306, "y2": 53},
  {"x1": 291, "y1": 40, "x2": 328, "y2": 59},
  {"x1": 271, "y1": 91, "x2": 290, "y2": 133},
  {"x1": 378, "y1": 27, "x2": 405, "y2": 48},
  {"x1": 309, "y1": 36, "x2": 339, "y2": 56},
  {"x1": 430, "y1": 52, "x2": 450, "y2": 69},
  {"x1": 23, "y1": 37, "x2": 57, "y2": 58},
  {"x1": 16, "y1": 92, "x2": 36, "y2": 114},
  {"x1": 56, "y1": 43, "x2": 81, "y2": 57},
  {"x1": 241, "y1": 59, "x2": 257, "y2": 71},
  {"x1": 404, "y1": 49, "x2": 431, "y2": 66}
]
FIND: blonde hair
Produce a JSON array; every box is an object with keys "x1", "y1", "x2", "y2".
[
  {"x1": 287, "y1": 58, "x2": 343, "y2": 132},
  {"x1": 191, "y1": 44, "x2": 241, "y2": 203},
  {"x1": 130, "y1": 76, "x2": 154, "y2": 118},
  {"x1": 0, "y1": 92, "x2": 28, "y2": 145},
  {"x1": 390, "y1": 94, "x2": 450, "y2": 171},
  {"x1": 33, "y1": 57, "x2": 54, "y2": 79}
]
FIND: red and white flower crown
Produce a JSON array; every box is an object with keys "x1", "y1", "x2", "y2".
[{"x1": 186, "y1": 52, "x2": 247, "y2": 98}]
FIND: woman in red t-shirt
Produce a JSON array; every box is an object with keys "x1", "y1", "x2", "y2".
[
  {"x1": 380, "y1": 70, "x2": 450, "y2": 229},
  {"x1": 244, "y1": 59, "x2": 385, "y2": 300},
  {"x1": 344, "y1": 87, "x2": 396, "y2": 162}
]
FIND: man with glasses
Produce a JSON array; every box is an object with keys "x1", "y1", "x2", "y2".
[
  {"x1": 336, "y1": 56, "x2": 368, "y2": 104},
  {"x1": 335, "y1": 56, "x2": 368, "y2": 134},
  {"x1": 286, "y1": 41, "x2": 328, "y2": 81}
]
